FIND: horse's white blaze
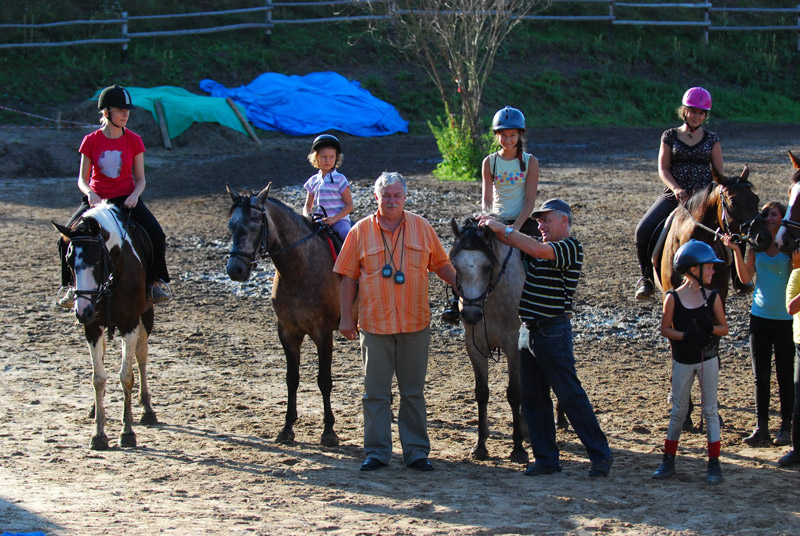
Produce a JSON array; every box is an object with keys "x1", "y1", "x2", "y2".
[
  {"x1": 84, "y1": 203, "x2": 140, "y2": 263},
  {"x1": 73, "y1": 244, "x2": 97, "y2": 316}
]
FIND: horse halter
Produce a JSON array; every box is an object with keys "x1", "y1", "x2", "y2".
[
  {"x1": 779, "y1": 218, "x2": 800, "y2": 251},
  {"x1": 451, "y1": 223, "x2": 513, "y2": 311},
  {"x1": 68, "y1": 234, "x2": 114, "y2": 306},
  {"x1": 720, "y1": 181, "x2": 766, "y2": 247},
  {"x1": 228, "y1": 195, "x2": 323, "y2": 266},
  {"x1": 228, "y1": 196, "x2": 269, "y2": 266}
]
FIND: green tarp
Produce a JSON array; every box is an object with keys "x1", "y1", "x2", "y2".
[{"x1": 92, "y1": 86, "x2": 248, "y2": 140}]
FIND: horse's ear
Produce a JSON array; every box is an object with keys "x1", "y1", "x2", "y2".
[
  {"x1": 740, "y1": 163, "x2": 750, "y2": 182},
  {"x1": 450, "y1": 218, "x2": 459, "y2": 237},
  {"x1": 52, "y1": 221, "x2": 71, "y2": 238},
  {"x1": 225, "y1": 184, "x2": 239, "y2": 202},
  {"x1": 256, "y1": 183, "x2": 272, "y2": 204},
  {"x1": 790, "y1": 150, "x2": 800, "y2": 170}
]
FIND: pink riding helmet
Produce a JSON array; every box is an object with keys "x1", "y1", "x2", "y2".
[{"x1": 682, "y1": 87, "x2": 712, "y2": 111}]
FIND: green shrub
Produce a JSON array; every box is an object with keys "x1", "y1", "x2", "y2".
[{"x1": 428, "y1": 110, "x2": 492, "y2": 182}]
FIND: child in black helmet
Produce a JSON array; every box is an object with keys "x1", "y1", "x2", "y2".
[
  {"x1": 653, "y1": 239, "x2": 729, "y2": 484},
  {"x1": 302, "y1": 134, "x2": 353, "y2": 242},
  {"x1": 56, "y1": 84, "x2": 171, "y2": 308},
  {"x1": 442, "y1": 106, "x2": 539, "y2": 324}
]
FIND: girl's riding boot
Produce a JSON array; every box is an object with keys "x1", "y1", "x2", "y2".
[
  {"x1": 652, "y1": 453, "x2": 675, "y2": 479},
  {"x1": 743, "y1": 419, "x2": 769, "y2": 446},
  {"x1": 778, "y1": 412, "x2": 800, "y2": 467},
  {"x1": 774, "y1": 416, "x2": 792, "y2": 446},
  {"x1": 706, "y1": 457, "x2": 723, "y2": 484}
]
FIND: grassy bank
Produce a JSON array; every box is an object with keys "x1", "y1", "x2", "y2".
[{"x1": 1, "y1": 2, "x2": 799, "y2": 132}]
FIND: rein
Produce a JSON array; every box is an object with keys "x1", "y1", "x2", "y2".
[{"x1": 683, "y1": 182, "x2": 763, "y2": 247}]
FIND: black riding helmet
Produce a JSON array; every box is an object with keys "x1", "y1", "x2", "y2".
[
  {"x1": 97, "y1": 84, "x2": 135, "y2": 110},
  {"x1": 312, "y1": 134, "x2": 341, "y2": 154}
]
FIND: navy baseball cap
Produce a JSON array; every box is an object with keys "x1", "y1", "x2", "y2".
[{"x1": 531, "y1": 198, "x2": 571, "y2": 218}]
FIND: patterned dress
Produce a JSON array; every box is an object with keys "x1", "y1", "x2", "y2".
[{"x1": 659, "y1": 128, "x2": 720, "y2": 200}]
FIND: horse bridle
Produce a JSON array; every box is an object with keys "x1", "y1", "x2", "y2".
[
  {"x1": 68, "y1": 208, "x2": 131, "y2": 307},
  {"x1": 779, "y1": 218, "x2": 800, "y2": 250},
  {"x1": 228, "y1": 196, "x2": 322, "y2": 266},
  {"x1": 686, "y1": 181, "x2": 764, "y2": 246}
]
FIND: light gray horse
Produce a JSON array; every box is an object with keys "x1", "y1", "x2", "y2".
[{"x1": 449, "y1": 217, "x2": 529, "y2": 463}]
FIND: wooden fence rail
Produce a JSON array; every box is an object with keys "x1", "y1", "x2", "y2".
[{"x1": 1, "y1": 0, "x2": 799, "y2": 54}]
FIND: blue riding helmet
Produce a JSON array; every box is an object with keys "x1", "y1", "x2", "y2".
[
  {"x1": 492, "y1": 106, "x2": 525, "y2": 131},
  {"x1": 673, "y1": 239, "x2": 723, "y2": 274}
]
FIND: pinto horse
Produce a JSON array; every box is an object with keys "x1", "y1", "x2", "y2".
[
  {"x1": 775, "y1": 151, "x2": 800, "y2": 254},
  {"x1": 225, "y1": 184, "x2": 342, "y2": 446},
  {"x1": 449, "y1": 217, "x2": 529, "y2": 463},
  {"x1": 53, "y1": 203, "x2": 157, "y2": 450},
  {"x1": 657, "y1": 165, "x2": 771, "y2": 302}
]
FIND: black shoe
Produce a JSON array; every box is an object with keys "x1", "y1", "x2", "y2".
[
  {"x1": 706, "y1": 457, "x2": 723, "y2": 484},
  {"x1": 743, "y1": 426, "x2": 770, "y2": 446},
  {"x1": 406, "y1": 458, "x2": 434, "y2": 471},
  {"x1": 652, "y1": 453, "x2": 675, "y2": 479},
  {"x1": 774, "y1": 423, "x2": 792, "y2": 446},
  {"x1": 778, "y1": 450, "x2": 800, "y2": 467},
  {"x1": 523, "y1": 462, "x2": 562, "y2": 476},
  {"x1": 589, "y1": 455, "x2": 614, "y2": 477},
  {"x1": 635, "y1": 277, "x2": 655, "y2": 300},
  {"x1": 360, "y1": 457, "x2": 387, "y2": 472},
  {"x1": 441, "y1": 298, "x2": 460, "y2": 325}
]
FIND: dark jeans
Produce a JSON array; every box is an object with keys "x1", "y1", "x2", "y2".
[
  {"x1": 518, "y1": 320, "x2": 611, "y2": 467},
  {"x1": 749, "y1": 314, "x2": 795, "y2": 424},
  {"x1": 635, "y1": 196, "x2": 677, "y2": 279},
  {"x1": 59, "y1": 195, "x2": 169, "y2": 286}
]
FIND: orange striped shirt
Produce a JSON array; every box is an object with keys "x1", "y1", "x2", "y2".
[{"x1": 334, "y1": 211, "x2": 451, "y2": 334}]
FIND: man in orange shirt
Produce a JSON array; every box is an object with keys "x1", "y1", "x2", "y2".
[{"x1": 335, "y1": 171, "x2": 457, "y2": 472}]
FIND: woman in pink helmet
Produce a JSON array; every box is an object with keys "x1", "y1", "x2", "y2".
[{"x1": 634, "y1": 87, "x2": 724, "y2": 300}]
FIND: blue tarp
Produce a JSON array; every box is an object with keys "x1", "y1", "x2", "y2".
[{"x1": 199, "y1": 72, "x2": 408, "y2": 137}]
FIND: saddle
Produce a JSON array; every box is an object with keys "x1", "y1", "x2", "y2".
[{"x1": 309, "y1": 215, "x2": 343, "y2": 260}]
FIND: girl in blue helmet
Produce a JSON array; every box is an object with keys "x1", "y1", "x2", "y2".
[
  {"x1": 442, "y1": 106, "x2": 538, "y2": 324},
  {"x1": 653, "y1": 239, "x2": 729, "y2": 484}
]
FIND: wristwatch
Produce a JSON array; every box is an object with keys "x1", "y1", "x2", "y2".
[{"x1": 504, "y1": 225, "x2": 514, "y2": 238}]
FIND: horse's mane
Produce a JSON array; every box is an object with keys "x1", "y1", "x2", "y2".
[
  {"x1": 683, "y1": 182, "x2": 717, "y2": 215},
  {"x1": 450, "y1": 216, "x2": 498, "y2": 264},
  {"x1": 230, "y1": 191, "x2": 315, "y2": 232}
]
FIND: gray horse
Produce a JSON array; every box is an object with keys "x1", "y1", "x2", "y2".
[{"x1": 449, "y1": 217, "x2": 529, "y2": 463}]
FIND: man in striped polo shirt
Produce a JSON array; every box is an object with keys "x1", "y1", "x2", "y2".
[{"x1": 480, "y1": 199, "x2": 613, "y2": 478}]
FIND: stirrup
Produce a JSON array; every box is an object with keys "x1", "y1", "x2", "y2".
[
  {"x1": 150, "y1": 280, "x2": 173, "y2": 305},
  {"x1": 55, "y1": 286, "x2": 76, "y2": 309}
]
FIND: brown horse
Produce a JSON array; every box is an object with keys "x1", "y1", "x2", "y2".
[
  {"x1": 225, "y1": 184, "x2": 342, "y2": 446},
  {"x1": 53, "y1": 203, "x2": 157, "y2": 450},
  {"x1": 657, "y1": 165, "x2": 771, "y2": 302},
  {"x1": 449, "y1": 217, "x2": 529, "y2": 463},
  {"x1": 775, "y1": 151, "x2": 800, "y2": 253}
]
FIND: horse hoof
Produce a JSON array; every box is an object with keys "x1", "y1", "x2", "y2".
[
  {"x1": 140, "y1": 411, "x2": 158, "y2": 425},
  {"x1": 119, "y1": 432, "x2": 137, "y2": 448},
  {"x1": 510, "y1": 448, "x2": 529, "y2": 464},
  {"x1": 276, "y1": 430, "x2": 295, "y2": 444},
  {"x1": 91, "y1": 434, "x2": 109, "y2": 451},
  {"x1": 321, "y1": 432, "x2": 339, "y2": 447},
  {"x1": 471, "y1": 446, "x2": 489, "y2": 461}
]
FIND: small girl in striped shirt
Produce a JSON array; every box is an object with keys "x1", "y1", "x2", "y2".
[{"x1": 303, "y1": 134, "x2": 353, "y2": 241}]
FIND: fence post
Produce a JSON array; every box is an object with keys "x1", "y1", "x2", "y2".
[
  {"x1": 265, "y1": 0, "x2": 273, "y2": 46},
  {"x1": 704, "y1": 2, "x2": 710, "y2": 47},
  {"x1": 121, "y1": 11, "x2": 128, "y2": 63},
  {"x1": 608, "y1": 1, "x2": 614, "y2": 44}
]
